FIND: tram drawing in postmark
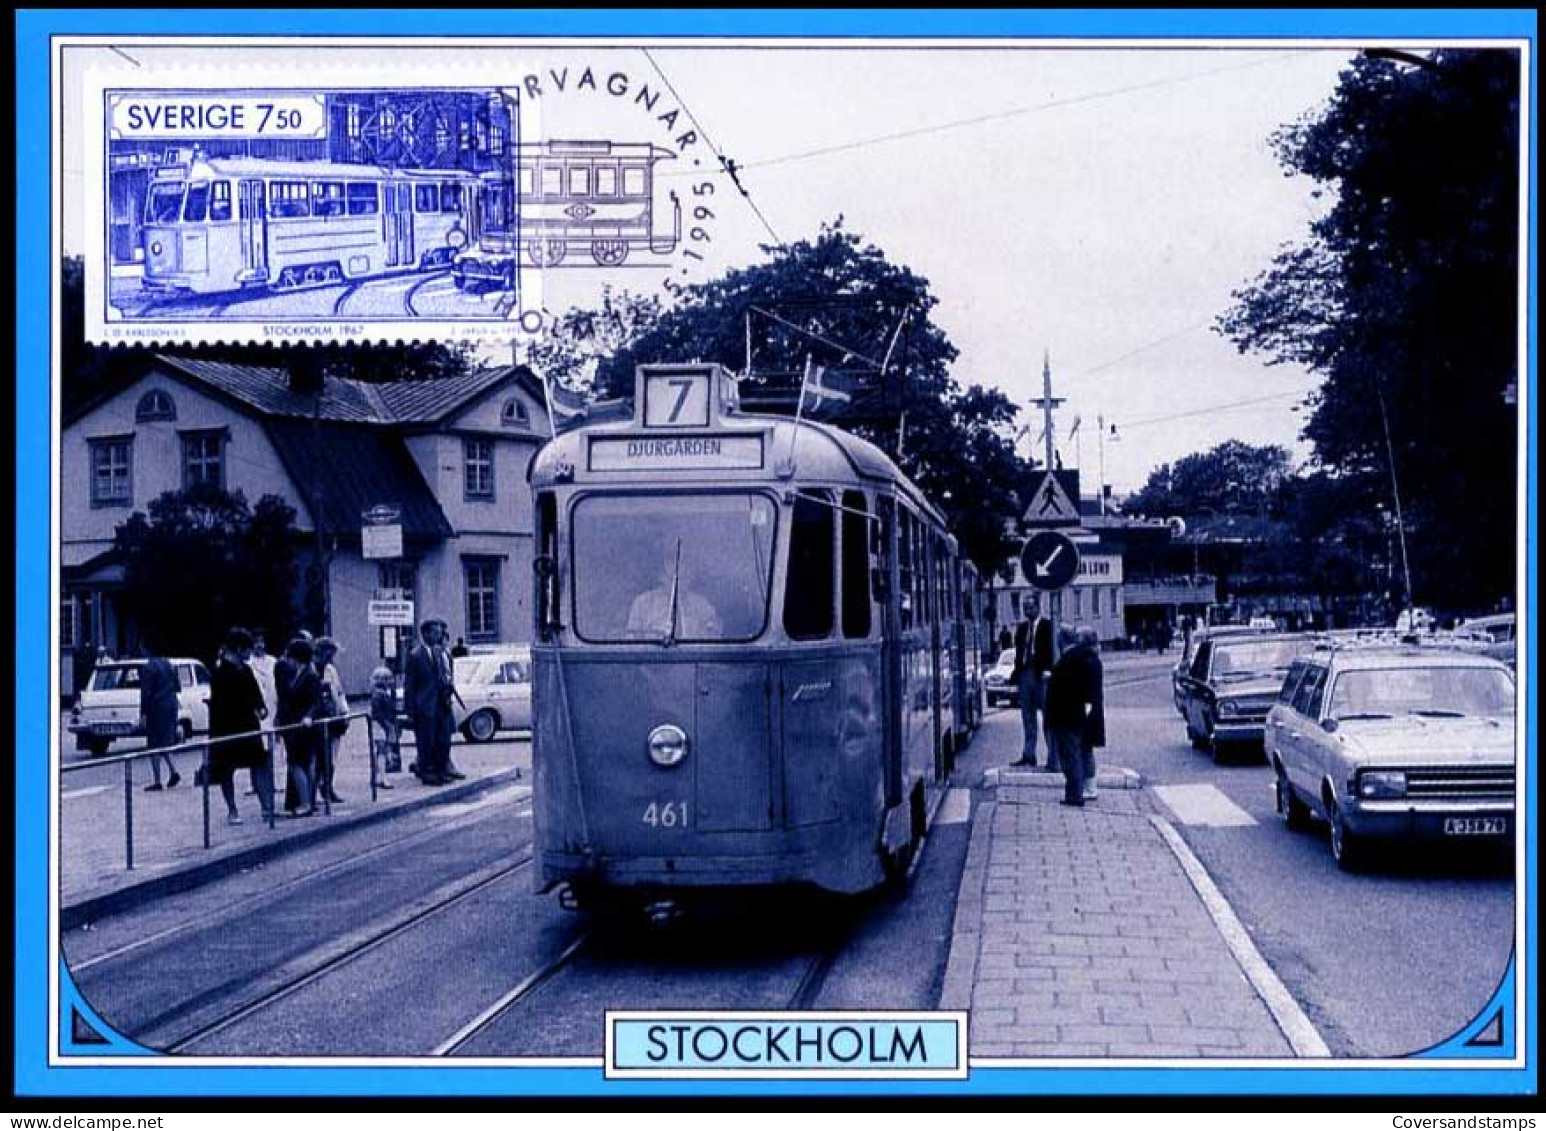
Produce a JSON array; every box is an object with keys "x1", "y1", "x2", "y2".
[{"x1": 88, "y1": 73, "x2": 713, "y2": 343}]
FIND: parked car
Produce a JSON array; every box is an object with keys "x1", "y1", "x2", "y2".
[
  {"x1": 1171, "y1": 624, "x2": 1279, "y2": 716},
  {"x1": 1266, "y1": 647, "x2": 1515, "y2": 870},
  {"x1": 395, "y1": 646, "x2": 532, "y2": 742},
  {"x1": 983, "y1": 648, "x2": 1018, "y2": 708},
  {"x1": 1454, "y1": 613, "x2": 1516, "y2": 670},
  {"x1": 1174, "y1": 632, "x2": 1310, "y2": 760},
  {"x1": 68, "y1": 658, "x2": 212, "y2": 757}
]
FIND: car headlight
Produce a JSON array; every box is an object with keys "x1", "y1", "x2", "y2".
[
  {"x1": 1218, "y1": 699, "x2": 1239, "y2": 716},
  {"x1": 647, "y1": 724, "x2": 689, "y2": 768},
  {"x1": 1358, "y1": 770, "x2": 1407, "y2": 799}
]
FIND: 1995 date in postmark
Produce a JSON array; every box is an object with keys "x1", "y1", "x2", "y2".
[{"x1": 82, "y1": 61, "x2": 721, "y2": 344}]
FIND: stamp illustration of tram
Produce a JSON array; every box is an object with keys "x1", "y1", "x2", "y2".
[{"x1": 133, "y1": 139, "x2": 681, "y2": 298}]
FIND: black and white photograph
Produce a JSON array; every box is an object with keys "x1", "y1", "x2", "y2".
[{"x1": 16, "y1": 11, "x2": 1536, "y2": 1105}]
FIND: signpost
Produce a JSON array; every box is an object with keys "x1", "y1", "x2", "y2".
[
  {"x1": 1021, "y1": 530, "x2": 1081, "y2": 593},
  {"x1": 1023, "y1": 470, "x2": 1081, "y2": 528},
  {"x1": 361, "y1": 504, "x2": 403, "y2": 561}
]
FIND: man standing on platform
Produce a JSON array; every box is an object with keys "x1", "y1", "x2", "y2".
[
  {"x1": 1008, "y1": 596, "x2": 1057, "y2": 769},
  {"x1": 1046, "y1": 624, "x2": 1106, "y2": 807},
  {"x1": 404, "y1": 618, "x2": 453, "y2": 785}
]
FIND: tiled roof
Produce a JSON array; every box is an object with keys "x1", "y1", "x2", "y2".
[
  {"x1": 154, "y1": 356, "x2": 540, "y2": 427},
  {"x1": 157, "y1": 357, "x2": 384, "y2": 423},
  {"x1": 264, "y1": 420, "x2": 454, "y2": 539},
  {"x1": 373, "y1": 366, "x2": 527, "y2": 423}
]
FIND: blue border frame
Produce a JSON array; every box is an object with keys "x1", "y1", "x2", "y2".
[{"x1": 15, "y1": 8, "x2": 1538, "y2": 1098}]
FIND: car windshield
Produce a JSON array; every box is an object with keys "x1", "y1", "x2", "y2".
[
  {"x1": 1212, "y1": 639, "x2": 1305, "y2": 682},
  {"x1": 145, "y1": 183, "x2": 185, "y2": 225},
  {"x1": 1327, "y1": 666, "x2": 1515, "y2": 720},
  {"x1": 90, "y1": 664, "x2": 143, "y2": 691},
  {"x1": 996, "y1": 649, "x2": 1015, "y2": 668},
  {"x1": 572, "y1": 492, "x2": 777, "y2": 643}
]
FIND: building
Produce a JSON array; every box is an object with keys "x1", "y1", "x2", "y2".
[
  {"x1": 61, "y1": 355, "x2": 551, "y2": 696},
  {"x1": 983, "y1": 535, "x2": 1127, "y2": 647}
]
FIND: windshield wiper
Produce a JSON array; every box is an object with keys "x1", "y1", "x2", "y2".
[{"x1": 662, "y1": 537, "x2": 682, "y2": 648}]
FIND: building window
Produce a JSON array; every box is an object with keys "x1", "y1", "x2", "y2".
[
  {"x1": 135, "y1": 389, "x2": 176, "y2": 423},
  {"x1": 89, "y1": 437, "x2": 132, "y2": 507},
  {"x1": 464, "y1": 438, "x2": 494, "y2": 499},
  {"x1": 464, "y1": 559, "x2": 500, "y2": 641},
  {"x1": 1110, "y1": 588, "x2": 1119, "y2": 615},
  {"x1": 181, "y1": 430, "x2": 226, "y2": 490},
  {"x1": 60, "y1": 596, "x2": 76, "y2": 649},
  {"x1": 500, "y1": 398, "x2": 530, "y2": 430}
]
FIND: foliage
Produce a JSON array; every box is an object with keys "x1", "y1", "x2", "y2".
[
  {"x1": 1217, "y1": 49, "x2": 1520, "y2": 608},
  {"x1": 523, "y1": 285, "x2": 664, "y2": 392},
  {"x1": 562, "y1": 221, "x2": 1037, "y2": 574},
  {"x1": 113, "y1": 483, "x2": 299, "y2": 659},
  {"x1": 1124, "y1": 440, "x2": 1293, "y2": 519}
]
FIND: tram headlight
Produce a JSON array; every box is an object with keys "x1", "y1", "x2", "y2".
[
  {"x1": 647, "y1": 724, "x2": 690, "y2": 768},
  {"x1": 150, "y1": 241, "x2": 163, "y2": 257}
]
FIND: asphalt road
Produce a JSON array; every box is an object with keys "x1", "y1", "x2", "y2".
[
  {"x1": 62, "y1": 653, "x2": 1516, "y2": 1060},
  {"x1": 1086, "y1": 665, "x2": 1516, "y2": 1058}
]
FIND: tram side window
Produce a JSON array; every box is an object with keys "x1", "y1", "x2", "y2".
[
  {"x1": 415, "y1": 185, "x2": 439, "y2": 213},
  {"x1": 518, "y1": 166, "x2": 535, "y2": 198},
  {"x1": 540, "y1": 166, "x2": 563, "y2": 198},
  {"x1": 622, "y1": 165, "x2": 647, "y2": 196},
  {"x1": 270, "y1": 181, "x2": 309, "y2": 219},
  {"x1": 898, "y1": 510, "x2": 915, "y2": 630},
  {"x1": 347, "y1": 182, "x2": 380, "y2": 216},
  {"x1": 595, "y1": 166, "x2": 618, "y2": 197},
  {"x1": 440, "y1": 183, "x2": 464, "y2": 213},
  {"x1": 182, "y1": 182, "x2": 210, "y2": 223},
  {"x1": 209, "y1": 181, "x2": 232, "y2": 222},
  {"x1": 311, "y1": 182, "x2": 346, "y2": 218},
  {"x1": 841, "y1": 491, "x2": 872, "y2": 640},
  {"x1": 914, "y1": 527, "x2": 931, "y2": 628},
  {"x1": 785, "y1": 491, "x2": 835, "y2": 641},
  {"x1": 569, "y1": 166, "x2": 591, "y2": 196}
]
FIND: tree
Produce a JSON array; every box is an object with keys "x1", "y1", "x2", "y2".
[
  {"x1": 1218, "y1": 49, "x2": 1520, "y2": 609},
  {"x1": 114, "y1": 484, "x2": 300, "y2": 659},
  {"x1": 573, "y1": 221, "x2": 1037, "y2": 575},
  {"x1": 523, "y1": 285, "x2": 664, "y2": 392},
  {"x1": 1124, "y1": 440, "x2": 1293, "y2": 519}
]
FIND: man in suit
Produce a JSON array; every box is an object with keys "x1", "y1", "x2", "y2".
[
  {"x1": 1008, "y1": 595, "x2": 1057, "y2": 769},
  {"x1": 1045, "y1": 624, "x2": 1106, "y2": 806},
  {"x1": 403, "y1": 618, "x2": 454, "y2": 785}
]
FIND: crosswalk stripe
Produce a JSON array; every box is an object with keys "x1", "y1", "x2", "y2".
[
  {"x1": 61, "y1": 785, "x2": 112, "y2": 801},
  {"x1": 1152, "y1": 783, "x2": 1258, "y2": 827}
]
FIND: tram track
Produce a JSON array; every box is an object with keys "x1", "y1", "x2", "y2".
[{"x1": 165, "y1": 853, "x2": 535, "y2": 1054}]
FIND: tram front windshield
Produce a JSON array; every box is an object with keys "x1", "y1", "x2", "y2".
[
  {"x1": 146, "y1": 182, "x2": 185, "y2": 224},
  {"x1": 572, "y1": 493, "x2": 776, "y2": 643}
]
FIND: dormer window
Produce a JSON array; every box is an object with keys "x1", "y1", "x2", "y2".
[
  {"x1": 500, "y1": 397, "x2": 531, "y2": 430},
  {"x1": 135, "y1": 389, "x2": 177, "y2": 423}
]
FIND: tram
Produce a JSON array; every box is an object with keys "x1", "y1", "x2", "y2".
[
  {"x1": 140, "y1": 153, "x2": 482, "y2": 294},
  {"x1": 529, "y1": 362, "x2": 983, "y2": 907}
]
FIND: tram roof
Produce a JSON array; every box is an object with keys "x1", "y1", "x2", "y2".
[
  {"x1": 153, "y1": 156, "x2": 486, "y2": 182},
  {"x1": 531, "y1": 408, "x2": 948, "y2": 527}
]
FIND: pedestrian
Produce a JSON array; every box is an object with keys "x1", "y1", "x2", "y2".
[
  {"x1": 368, "y1": 665, "x2": 399, "y2": 790},
  {"x1": 1007, "y1": 595, "x2": 1057, "y2": 769},
  {"x1": 450, "y1": 636, "x2": 470, "y2": 659},
  {"x1": 275, "y1": 637, "x2": 322, "y2": 817},
  {"x1": 137, "y1": 638, "x2": 182, "y2": 791},
  {"x1": 313, "y1": 637, "x2": 349, "y2": 807},
  {"x1": 1046, "y1": 624, "x2": 1106, "y2": 807},
  {"x1": 436, "y1": 619, "x2": 467, "y2": 781},
  {"x1": 403, "y1": 619, "x2": 454, "y2": 785},
  {"x1": 73, "y1": 638, "x2": 99, "y2": 702},
  {"x1": 209, "y1": 627, "x2": 274, "y2": 824}
]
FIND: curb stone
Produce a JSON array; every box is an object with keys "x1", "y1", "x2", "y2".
[
  {"x1": 938, "y1": 798, "x2": 995, "y2": 1012},
  {"x1": 61, "y1": 769, "x2": 519, "y2": 930}
]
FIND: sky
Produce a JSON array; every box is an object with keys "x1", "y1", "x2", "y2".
[{"x1": 64, "y1": 40, "x2": 1357, "y2": 495}]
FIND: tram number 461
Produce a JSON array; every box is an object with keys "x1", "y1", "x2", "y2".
[{"x1": 642, "y1": 801, "x2": 689, "y2": 828}]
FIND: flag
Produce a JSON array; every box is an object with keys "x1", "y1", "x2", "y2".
[
  {"x1": 796, "y1": 358, "x2": 860, "y2": 420},
  {"x1": 1068, "y1": 415, "x2": 1082, "y2": 439}
]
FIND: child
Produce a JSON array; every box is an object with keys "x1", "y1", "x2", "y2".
[{"x1": 369, "y1": 665, "x2": 400, "y2": 791}]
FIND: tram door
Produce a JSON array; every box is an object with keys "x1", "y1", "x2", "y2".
[
  {"x1": 237, "y1": 180, "x2": 267, "y2": 279},
  {"x1": 386, "y1": 184, "x2": 414, "y2": 267}
]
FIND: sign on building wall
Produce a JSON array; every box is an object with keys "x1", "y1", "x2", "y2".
[
  {"x1": 361, "y1": 504, "x2": 403, "y2": 560},
  {"x1": 1073, "y1": 554, "x2": 1124, "y2": 587}
]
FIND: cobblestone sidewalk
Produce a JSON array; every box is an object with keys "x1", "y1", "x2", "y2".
[{"x1": 941, "y1": 786, "x2": 1302, "y2": 1058}]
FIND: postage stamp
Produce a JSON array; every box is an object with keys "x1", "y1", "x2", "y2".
[{"x1": 79, "y1": 54, "x2": 722, "y2": 344}]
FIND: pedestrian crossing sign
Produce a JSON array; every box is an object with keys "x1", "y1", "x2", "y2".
[{"x1": 1023, "y1": 470, "x2": 1081, "y2": 527}]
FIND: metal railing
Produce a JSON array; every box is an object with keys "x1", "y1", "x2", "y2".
[{"x1": 62, "y1": 711, "x2": 388, "y2": 872}]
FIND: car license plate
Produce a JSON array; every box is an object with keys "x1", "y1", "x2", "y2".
[{"x1": 1443, "y1": 817, "x2": 1507, "y2": 836}]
